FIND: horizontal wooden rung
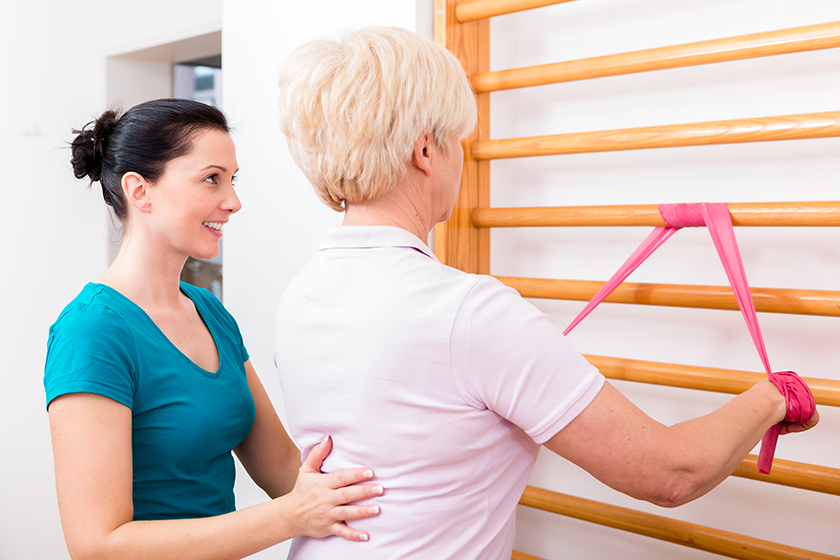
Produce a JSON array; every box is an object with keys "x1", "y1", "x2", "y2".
[
  {"x1": 497, "y1": 276, "x2": 840, "y2": 317},
  {"x1": 455, "y1": 0, "x2": 574, "y2": 23},
  {"x1": 473, "y1": 21, "x2": 840, "y2": 92},
  {"x1": 470, "y1": 111, "x2": 840, "y2": 160},
  {"x1": 519, "y1": 486, "x2": 837, "y2": 559},
  {"x1": 733, "y1": 454, "x2": 840, "y2": 496},
  {"x1": 472, "y1": 201, "x2": 840, "y2": 227},
  {"x1": 584, "y1": 354, "x2": 840, "y2": 408}
]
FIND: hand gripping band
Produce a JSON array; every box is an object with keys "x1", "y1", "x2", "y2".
[{"x1": 563, "y1": 202, "x2": 816, "y2": 474}]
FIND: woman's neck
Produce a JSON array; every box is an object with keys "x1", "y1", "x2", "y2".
[
  {"x1": 342, "y1": 176, "x2": 435, "y2": 244},
  {"x1": 97, "y1": 232, "x2": 187, "y2": 310}
]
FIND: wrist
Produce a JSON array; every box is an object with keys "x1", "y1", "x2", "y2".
[
  {"x1": 754, "y1": 379, "x2": 787, "y2": 423},
  {"x1": 271, "y1": 494, "x2": 303, "y2": 542}
]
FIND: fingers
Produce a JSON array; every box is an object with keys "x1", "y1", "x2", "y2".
[
  {"x1": 300, "y1": 435, "x2": 332, "y2": 475},
  {"x1": 781, "y1": 408, "x2": 820, "y2": 435},
  {"x1": 331, "y1": 521, "x2": 371, "y2": 542},
  {"x1": 333, "y1": 503, "x2": 382, "y2": 522},
  {"x1": 326, "y1": 466, "x2": 376, "y2": 490},
  {"x1": 330, "y1": 504, "x2": 382, "y2": 542},
  {"x1": 328, "y1": 482, "x2": 384, "y2": 509}
]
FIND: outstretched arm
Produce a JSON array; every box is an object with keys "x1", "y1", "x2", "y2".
[
  {"x1": 543, "y1": 380, "x2": 818, "y2": 507},
  {"x1": 49, "y1": 391, "x2": 381, "y2": 560}
]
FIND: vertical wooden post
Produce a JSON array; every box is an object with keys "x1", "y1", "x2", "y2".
[{"x1": 433, "y1": 0, "x2": 491, "y2": 274}]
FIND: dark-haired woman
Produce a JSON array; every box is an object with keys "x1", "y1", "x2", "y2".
[{"x1": 44, "y1": 99, "x2": 382, "y2": 560}]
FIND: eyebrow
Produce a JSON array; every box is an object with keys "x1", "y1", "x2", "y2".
[{"x1": 199, "y1": 165, "x2": 240, "y2": 174}]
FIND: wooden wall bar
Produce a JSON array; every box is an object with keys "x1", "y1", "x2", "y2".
[
  {"x1": 584, "y1": 354, "x2": 840, "y2": 408},
  {"x1": 518, "y1": 486, "x2": 837, "y2": 560},
  {"x1": 455, "y1": 0, "x2": 574, "y2": 23},
  {"x1": 473, "y1": 21, "x2": 840, "y2": 92},
  {"x1": 496, "y1": 277, "x2": 840, "y2": 317},
  {"x1": 471, "y1": 201, "x2": 840, "y2": 228},
  {"x1": 470, "y1": 111, "x2": 840, "y2": 160},
  {"x1": 434, "y1": 0, "x2": 491, "y2": 273},
  {"x1": 733, "y1": 455, "x2": 840, "y2": 496}
]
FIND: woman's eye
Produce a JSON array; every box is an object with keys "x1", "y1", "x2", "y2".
[
  {"x1": 204, "y1": 174, "x2": 219, "y2": 184},
  {"x1": 231, "y1": 175, "x2": 239, "y2": 187}
]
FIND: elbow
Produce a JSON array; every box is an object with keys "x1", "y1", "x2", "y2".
[
  {"x1": 65, "y1": 533, "x2": 122, "y2": 560},
  {"x1": 67, "y1": 545, "x2": 110, "y2": 560},
  {"x1": 633, "y1": 470, "x2": 707, "y2": 508},
  {"x1": 645, "y1": 481, "x2": 695, "y2": 508},
  {"x1": 656, "y1": 467, "x2": 722, "y2": 508},
  {"x1": 66, "y1": 546, "x2": 101, "y2": 560}
]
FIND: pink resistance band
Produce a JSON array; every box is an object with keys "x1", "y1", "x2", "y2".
[{"x1": 563, "y1": 202, "x2": 816, "y2": 474}]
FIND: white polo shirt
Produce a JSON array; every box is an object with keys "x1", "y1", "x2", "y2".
[{"x1": 275, "y1": 225, "x2": 604, "y2": 559}]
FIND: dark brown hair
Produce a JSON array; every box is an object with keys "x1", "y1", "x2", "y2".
[{"x1": 70, "y1": 98, "x2": 230, "y2": 221}]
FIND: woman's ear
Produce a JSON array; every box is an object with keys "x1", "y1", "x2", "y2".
[
  {"x1": 411, "y1": 132, "x2": 433, "y2": 177},
  {"x1": 122, "y1": 172, "x2": 151, "y2": 213}
]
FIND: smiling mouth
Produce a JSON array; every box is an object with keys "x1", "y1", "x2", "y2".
[{"x1": 203, "y1": 221, "x2": 224, "y2": 231}]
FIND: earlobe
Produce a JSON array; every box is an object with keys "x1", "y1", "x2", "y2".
[{"x1": 122, "y1": 172, "x2": 151, "y2": 213}]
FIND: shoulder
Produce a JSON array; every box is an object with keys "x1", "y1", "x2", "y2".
[
  {"x1": 50, "y1": 284, "x2": 133, "y2": 337},
  {"x1": 45, "y1": 285, "x2": 139, "y2": 409},
  {"x1": 455, "y1": 273, "x2": 529, "y2": 320}
]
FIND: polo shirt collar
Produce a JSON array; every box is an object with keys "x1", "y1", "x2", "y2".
[{"x1": 319, "y1": 225, "x2": 438, "y2": 262}]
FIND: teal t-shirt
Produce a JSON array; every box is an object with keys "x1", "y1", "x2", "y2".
[{"x1": 44, "y1": 282, "x2": 255, "y2": 521}]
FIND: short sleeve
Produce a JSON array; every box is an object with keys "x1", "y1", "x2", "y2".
[
  {"x1": 450, "y1": 276, "x2": 605, "y2": 444},
  {"x1": 44, "y1": 303, "x2": 137, "y2": 410}
]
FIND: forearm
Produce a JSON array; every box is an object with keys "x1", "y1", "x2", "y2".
[
  {"x1": 74, "y1": 497, "x2": 297, "y2": 560},
  {"x1": 652, "y1": 380, "x2": 786, "y2": 505},
  {"x1": 545, "y1": 380, "x2": 787, "y2": 508},
  {"x1": 237, "y1": 439, "x2": 302, "y2": 499}
]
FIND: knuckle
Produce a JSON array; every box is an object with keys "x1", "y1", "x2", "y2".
[{"x1": 333, "y1": 470, "x2": 350, "y2": 487}]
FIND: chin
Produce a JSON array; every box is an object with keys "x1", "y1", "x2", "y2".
[{"x1": 193, "y1": 247, "x2": 221, "y2": 261}]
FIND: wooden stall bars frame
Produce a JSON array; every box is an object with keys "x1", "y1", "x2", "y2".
[
  {"x1": 435, "y1": 1, "x2": 840, "y2": 559},
  {"x1": 433, "y1": 0, "x2": 490, "y2": 274}
]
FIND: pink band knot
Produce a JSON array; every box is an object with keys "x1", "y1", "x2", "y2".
[
  {"x1": 768, "y1": 371, "x2": 816, "y2": 424},
  {"x1": 658, "y1": 203, "x2": 706, "y2": 228}
]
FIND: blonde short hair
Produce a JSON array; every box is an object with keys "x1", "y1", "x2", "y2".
[{"x1": 278, "y1": 26, "x2": 477, "y2": 212}]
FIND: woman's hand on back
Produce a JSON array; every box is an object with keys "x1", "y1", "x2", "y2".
[{"x1": 282, "y1": 435, "x2": 383, "y2": 541}]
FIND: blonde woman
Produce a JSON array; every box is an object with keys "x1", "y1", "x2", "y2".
[{"x1": 275, "y1": 27, "x2": 817, "y2": 559}]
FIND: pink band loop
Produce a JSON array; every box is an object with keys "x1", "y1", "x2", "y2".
[
  {"x1": 566, "y1": 201, "x2": 817, "y2": 474},
  {"x1": 658, "y1": 203, "x2": 706, "y2": 228},
  {"x1": 756, "y1": 370, "x2": 815, "y2": 474},
  {"x1": 768, "y1": 371, "x2": 816, "y2": 424}
]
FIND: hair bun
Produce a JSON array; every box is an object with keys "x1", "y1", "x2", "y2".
[{"x1": 70, "y1": 110, "x2": 119, "y2": 183}]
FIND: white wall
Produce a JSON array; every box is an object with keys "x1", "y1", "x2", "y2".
[
  {"x1": 4, "y1": 1, "x2": 838, "y2": 559},
  {"x1": 0, "y1": 2, "x2": 222, "y2": 558},
  {"x1": 0, "y1": 5, "x2": 106, "y2": 559}
]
